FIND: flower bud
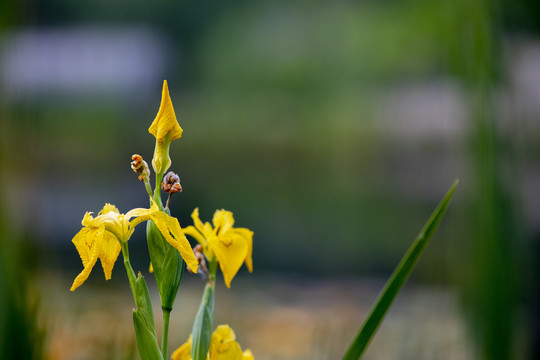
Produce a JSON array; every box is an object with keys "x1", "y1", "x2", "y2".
[{"x1": 148, "y1": 80, "x2": 183, "y2": 176}]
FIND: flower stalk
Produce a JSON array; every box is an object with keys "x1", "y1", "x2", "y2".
[{"x1": 70, "y1": 80, "x2": 255, "y2": 360}]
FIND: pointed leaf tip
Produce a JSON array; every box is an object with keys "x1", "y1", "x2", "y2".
[{"x1": 341, "y1": 180, "x2": 458, "y2": 360}]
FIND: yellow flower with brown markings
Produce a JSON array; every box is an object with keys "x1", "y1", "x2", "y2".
[
  {"x1": 148, "y1": 80, "x2": 183, "y2": 175},
  {"x1": 171, "y1": 325, "x2": 254, "y2": 360},
  {"x1": 183, "y1": 209, "x2": 253, "y2": 288},
  {"x1": 70, "y1": 201, "x2": 198, "y2": 291}
]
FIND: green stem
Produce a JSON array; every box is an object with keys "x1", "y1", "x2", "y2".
[
  {"x1": 208, "y1": 259, "x2": 217, "y2": 284},
  {"x1": 153, "y1": 172, "x2": 164, "y2": 211},
  {"x1": 143, "y1": 178, "x2": 153, "y2": 199},
  {"x1": 121, "y1": 242, "x2": 138, "y2": 301},
  {"x1": 161, "y1": 309, "x2": 171, "y2": 359}
]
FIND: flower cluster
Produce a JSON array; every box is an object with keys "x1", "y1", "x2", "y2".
[{"x1": 70, "y1": 80, "x2": 254, "y2": 360}]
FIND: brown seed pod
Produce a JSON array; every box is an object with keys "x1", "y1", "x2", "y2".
[{"x1": 161, "y1": 171, "x2": 182, "y2": 193}]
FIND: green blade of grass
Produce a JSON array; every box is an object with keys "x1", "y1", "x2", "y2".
[{"x1": 341, "y1": 179, "x2": 459, "y2": 360}]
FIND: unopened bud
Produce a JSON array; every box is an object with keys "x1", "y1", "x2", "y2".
[
  {"x1": 131, "y1": 154, "x2": 151, "y2": 182},
  {"x1": 161, "y1": 171, "x2": 182, "y2": 193},
  {"x1": 149, "y1": 81, "x2": 182, "y2": 176}
]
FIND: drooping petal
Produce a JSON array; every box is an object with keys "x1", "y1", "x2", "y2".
[
  {"x1": 72, "y1": 227, "x2": 91, "y2": 267},
  {"x1": 148, "y1": 80, "x2": 183, "y2": 142},
  {"x1": 150, "y1": 211, "x2": 199, "y2": 273},
  {"x1": 125, "y1": 209, "x2": 153, "y2": 228},
  {"x1": 125, "y1": 202, "x2": 159, "y2": 222},
  {"x1": 126, "y1": 204, "x2": 199, "y2": 273},
  {"x1": 171, "y1": 335, "x2": 192, "y2": 360},
  {"x1": 70, "y1": 226, "x2": 104, "y2": 291},
  {"x1": 98, "y1": 230, "x2": 122, "y2": 280},
  {"x1": 209, "y1": 232, "x2": 248, "y2": 288},
  {"x1": 231, "y1": 228, "x2": 254, "y2": 273}
]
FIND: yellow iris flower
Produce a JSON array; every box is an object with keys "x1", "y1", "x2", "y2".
[
  {"x1": 148, "y1": 80, "x2": 183, "y2": 175},
  {"x1": 183, "y1": 209, "x2": 253, "y2": 288},
  {"x1": 171, "y1": 325, "x2": 254, "y2": 360},
  {"x1": 70, "y1": 202, "x2": 198, "y2": 291}
]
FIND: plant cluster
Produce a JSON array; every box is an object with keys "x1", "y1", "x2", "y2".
[{"x1": 70, "y1": 80, "x2": 457, "y2": 360}]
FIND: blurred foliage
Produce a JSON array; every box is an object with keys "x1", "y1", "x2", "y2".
[
  {"x1": 441, "y1": 0, "x2": 528, "y2": 359},
  {"x1": 0, "y1": 210, "x2": 45, "y2": 359},
  {"x1": 0, "y1": 0, "x2": 538, "y2": 358}
]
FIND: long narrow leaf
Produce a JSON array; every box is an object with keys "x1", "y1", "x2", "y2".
[
  {"x1": 342, "y1": 179, "x2": 459, "y2": 360},
  {"x1": 191, "y1": 283, "x2": 215, "y2": 360},
  {"x1": 133, "y1": 309, "x2": 164, "y2": 360}
]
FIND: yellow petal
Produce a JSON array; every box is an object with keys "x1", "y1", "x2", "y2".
[
  {"x1": 148, "y1": 80, "x2": 183, "y2": 142},
  {"x1": 125, "y1": 204, "x2": 199, "y2": 273},
  {"x1": 209, "y1": 325, "x2": 243, "y2": 360},
  {"x1": 99, "y1": 203, "x2": 120, "y2": 215},
  {"x1": 209, "y1": 232, "x2": 248, "y2": 288},
  {"x1": 70, "y1": 226, "x2": 104, "y2": 291},
  {"x1": 213, "y1": 210, "x2": 234, "y2": 235},
  {"x1": 125, "y1": 207, "x2": 153, "y2": 228},
  {"x1": 99, "y1": 211, "x2": 129, "y2": 242},
  {"x1": 242, "y1": 349, "x2": 254, "y2": 360},
  {"x1": 183, "y1": 225, "x2": 207, "y2": 248},
  {"x1": 72, "y1": 228, "x2": 91, "y2": 267},
  {"x1": 150, "y1": 211, "x2": 199, "y2": 273},
  {"x1": 212, "y1": 325, "x2": 236, "y2": 342},
  {"x1": 231, "y1": 228, "x2": 254, "y2": 273},
  {"x1": 210, "y1": 340, "x2": 243, "y2": 360},
  {"x1": 191, "y1": 208, "x2": 206, "y2": 235},
  {"x1": 81, "y1": 212, "x2": 95, "y2": 227},
  {"x1": 125, "y1": 201, "x2": 160, "y2": 228},
  {"x1": 171, "y1": 335, "x2": 192, "y2": 360},
  {"x1": 98, "y1": 231, "x2": 121, "y2": 280}
]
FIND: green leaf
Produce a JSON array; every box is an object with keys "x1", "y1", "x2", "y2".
[
  {"x1": 147, "y1": 219, "x2": 184, "y2": 310},
  {"x1": 133, "y1": 272, "x2": 155, "y2": 330},
  {"x1": 341, "y1": 179, "x2": 459, "y2": 360},
  {"x1": 191, "y1": 283, "x2": 215, "y2": 360},
  {"x1": 133, "y1": 309, "x2": 164, "y2": 360}
]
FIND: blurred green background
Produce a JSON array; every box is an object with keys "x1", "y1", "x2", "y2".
[{"x1": 1, "y1": 0, "x2": 539, "y2": 359}]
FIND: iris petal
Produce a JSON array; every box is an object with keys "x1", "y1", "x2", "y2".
[
  {"x1": 70, "y1": 226, "x2": 104, "y2": 291},
  {"x1": 209, "y1": 232, "x2": 248, "y2": 288},
  {"x1": 231, "y1": 228, "x2": 254, "y2": 273},
  {"x1": 183, "y1": 225, "x2": 207, "y2": 248},
  {"x1": 150, "y1": 211, "x2": 199, "y2": 273},
  {"x1": 171, "y1": 335, "x2": 192, "y2": 360},
  {"x1": 98, "y1": 231, "x2": 122, "y2": 280}
]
